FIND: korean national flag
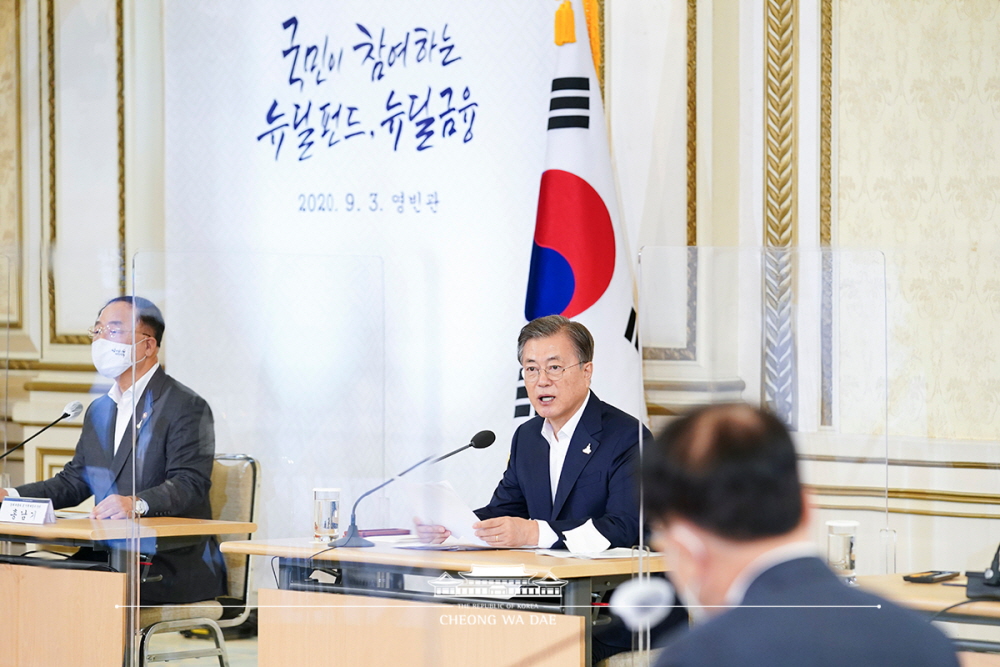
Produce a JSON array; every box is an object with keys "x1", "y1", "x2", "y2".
[{"x1": 514, "y1": 0, "x2": 645, "y2": 423}]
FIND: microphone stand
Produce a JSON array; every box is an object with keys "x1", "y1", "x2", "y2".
[
  {"x1": 333, "y1": 455, "x2": 435, "y2": 548},
  {"x1": 0, "y1": 410, "x2": 75, "y2": 462},
  {"x1": 332, "y1": 432, "x2": 495, "y2": 548},
  {"x1": 430, "y1": 441, "x2": 480, "y2": 464}
]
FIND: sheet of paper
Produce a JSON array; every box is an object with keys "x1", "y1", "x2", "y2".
[
  {"x1": 563, "y1": 519, "x2": 612, "y2": 554},
  {"x1": 398, "y1": 537, "x2": 521, "y2": 551},
  {"x1": 534, "y1": 547, "x2": 663, "y2": 559},
  {"x1": 367, "y1": 534, "x2": 422, "y2": 545},
  {"x1": 400, "y1": 480, "x2": 488, "y2": 547}
]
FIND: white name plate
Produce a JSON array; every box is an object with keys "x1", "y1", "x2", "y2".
[{"x1": 0, "y1": 497, "x2": 56, "y2": 524}]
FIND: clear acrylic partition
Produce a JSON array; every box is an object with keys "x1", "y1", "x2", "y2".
[
  {"x1": 130, "y1": 251, "x2": 386, "y2": 665},
  {"x1": 0, "y1": 253, "x2": 10, "y2": 517},
  {"x1": 638, "y1": 247, "x2": 891, "y2": 582},
  {"x1": 129, "y1": 249, "x2": 651, "y2": 666}
]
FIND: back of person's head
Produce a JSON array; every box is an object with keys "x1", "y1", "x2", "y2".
[
  {"x1": 642, "y1": 403, "x2": 803, "y2": 541},
  {"x1": 517, "y1": 315, "x2": 594, "y2": 365},
  {"x1": 101, "y1": 296, "x2": 165, "y2": 346}
]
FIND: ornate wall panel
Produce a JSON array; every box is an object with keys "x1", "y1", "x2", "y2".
[
  {"x1": 762, "y1": 0, "x2": 797, "y2": 425},
  {"x1": 686, "y1": 0, "x2": 697, "y2": 247},
  {"x1": 837, "y1": 0, "x2": 1000, "y2": 440},
  {"x1": 614, "y1": 0, "x2": 698, "y2": 414},
  {"x1": 819, "y1": 0, "x2": 833, "y2": 425},
  {"x1": 43, "y1": 0, "x2": 126, "y2": 348},
  {"x1": 636, "y1": 0, "x2": 697, "y2": 368},
  {"x1": 0, "y1": 0, "x2": 21, "y2": 327}
]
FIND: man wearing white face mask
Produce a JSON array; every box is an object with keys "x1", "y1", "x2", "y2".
[
  {"x1": 0, "y1": 296, "x2": 227, "y2": 605},
  {"x1": 642, "y1": 404, "x2": 958, "y2": 667}
]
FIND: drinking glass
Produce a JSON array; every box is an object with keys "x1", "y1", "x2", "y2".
[
  {"x1": 826, "y1": 519, "x2": 859, "y2": 585},
  {"x1": 313, "y1": 488, "x2": 341, "y2": 542}
]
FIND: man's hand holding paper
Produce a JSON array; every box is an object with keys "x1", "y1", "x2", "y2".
[{"x1": 405, "y1": 480, "x2": 489, "y2": 547}]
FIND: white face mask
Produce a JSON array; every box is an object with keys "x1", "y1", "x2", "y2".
[
  {"x1": 668, "y1": 524, "x2": 711, "y2": 625},
  {"x1": 674, "y1": 577, "x2": 710, "y2": 626},
  {"x1": 91, "y1": 337, "x2": 146, "y2": 380},
  {"x1": 608, "y1": 576, "x2": 676, "y2": 631}
]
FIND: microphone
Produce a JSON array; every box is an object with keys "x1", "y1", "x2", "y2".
[
  {"x1": 0, "y1": 401, "x2": 85, "y2": 462},
  {"x1": 985, "y1": 544, "x2": 1000, "y2": 585},
  {"x1": 431, "y1": 430, "x2": 496, "y2": 464},
  {"x1": 609, "y1": 576, "x2": 676, "y2": 631},
  {"x1": 333, "y1": 430, "x2": 496, "y2": 548}
]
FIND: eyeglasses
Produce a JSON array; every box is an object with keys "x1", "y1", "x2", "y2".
[
  {"x1": 521, "y1": 361, "x2": 585, "y2": 382},
  {"x1": 87, "y1": 325, "x2": 150, "y2": 343}
]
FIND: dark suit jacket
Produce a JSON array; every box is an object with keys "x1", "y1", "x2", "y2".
[
  {"x1": 17, "y1": 367, "x2": 227, "y2": 604},
  {"x1": 656, "y1": 557, "x2": 958, "y2": 667},
  {"x1": 475, "y1": 393, "x2": 646, "y2": 549}
]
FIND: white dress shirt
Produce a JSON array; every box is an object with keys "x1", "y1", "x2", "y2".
[
  {"x1": 3, "y1": 365, "x2": 159, "y2": 499},
  {"x1": 109, "y1": 364, "x2": 159, "y2": 455},
  {"x1": 532, "y1": 392, "x2": 610, "y2": 552}
]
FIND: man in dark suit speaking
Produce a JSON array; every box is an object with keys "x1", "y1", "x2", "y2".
[
  {"x1": 471, "y1": 315, "x2": 643, "y2": 550},
  {"x1": 642, "y1": 404, "x2": 958, "y2": 667},
  {"x1": 0, "y1": 296, "x2": 227, "y2": 605},
  {"x1": 418, "y1": 315, "x2": 645, "y2": 550},
  {"x1": 419, "y1": 315, "x2": 686, "y2": 663}
]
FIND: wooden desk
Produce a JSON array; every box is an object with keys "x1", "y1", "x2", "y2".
[
  {"x1": 0, "y1": 516, "x2": 256, "y2": 571},
  {"x1": 0, "y1": 517, "x2": 256, "y2": 666},
  {"x1": 859, "y1": 574, "x2": 1000, "y2": 653},
  {"x1": 0, "y1": 562, "x2": 125, "y2": 666},
  {"x1": 0, "y1": 515, "x2": 256, "y2": 540},
  {"x1": 223, "y1": 538, "x2": 664, "y2": 667}
]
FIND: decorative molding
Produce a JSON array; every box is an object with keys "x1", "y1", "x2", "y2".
[
  {"x1": 22, "y1": 380, "x2": 108, "y2": 394},
  {"x1": 645, "y1": 377, "x2": 746, "y2": 394},
  {"x1": 0, "y1": 0, "x2": 23, "y2": 329},
  {"x1": 801, "y1": 453, "x2": 1000, "y2": 471},
  {"x1": 35, "y1": 445, "x2": 72, "y2": 483},
  {"x1": 591, "y1": 0, "x2": 604, "y2": 98},
  {"x1": 44, "y1": 0, "x2": 127, "y2": 346},
  {"x1": 819, "y1": 0, "x2": 833, "y2": 426},
  {"x1": 647, "y1": 404, "x2": 679, "y2": 417},
  {"x1": 762, "y1": 0, "x2": 797, "y2": 425},
  {"x1": 11, "y1": 417, "x2": 93, "y2": 428},
  {"x1": 43, "y1": 0, "x2": 74, "y2": 344},
  {"x1": 810, "y1": 485, "x2": 1000, "y2": 506},
  {"x1": 812, "y1": 504, "x2": 1000, "y2": 521},
  {"x1": 115, "y1": 0, "x2": 125, "y2": 295},
  {"x1": 642, "y1": 248, "x2": 697, "y2": 361},
  {"x1": 819, "y1": 0, "x2": 832, "y2": 249},
  {"x1": 686, "y1": 0, "x2": 696, "y2": 247},
  {"x1": 1, "y1": 359, "x2": 95, "y2": 372},
  {"x1": 12, "y1": 0, "x2": 22, "y2": 329},
  {"x1": 641, "y1": 0, "x2": 698, "y2": 364}
]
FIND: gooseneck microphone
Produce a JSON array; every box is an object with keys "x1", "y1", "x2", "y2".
[
  {"x1": 431, "y1": 430, "x2": 496, "y2": 464},
  {"x1": 333, "y1": 430, "x2": 496, "y2": 548},
  {"x1": 609, "y1": 576, "x2": 676, "y2": 631},
  {"x1": 0, "y1": 401, "x2": 84, "y2": 462}
]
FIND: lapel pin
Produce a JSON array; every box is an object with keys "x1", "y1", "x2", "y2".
[{"x1": 582, "y1": 444, "x2": 592, "y2": 455}]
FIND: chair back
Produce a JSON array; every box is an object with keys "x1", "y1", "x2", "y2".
[{"x1": 209, "y1": 454, "x2": 259, "y2": 601}]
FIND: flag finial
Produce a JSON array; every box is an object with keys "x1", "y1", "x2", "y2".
[{"x1": 555, "y1": 0, "x2": 576, "y2": 46}]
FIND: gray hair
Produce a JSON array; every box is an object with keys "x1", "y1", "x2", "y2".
[{"x1": 517, "y1": 315, "x2": 594, "y2": 365}]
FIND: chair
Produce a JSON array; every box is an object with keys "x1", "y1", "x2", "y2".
[
  {"x1": 139, "y1": 454, "x2": 260, "y2": 666},
  {"x1": 598, "y1": 648, "x2": 664, "y2": 667}
]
